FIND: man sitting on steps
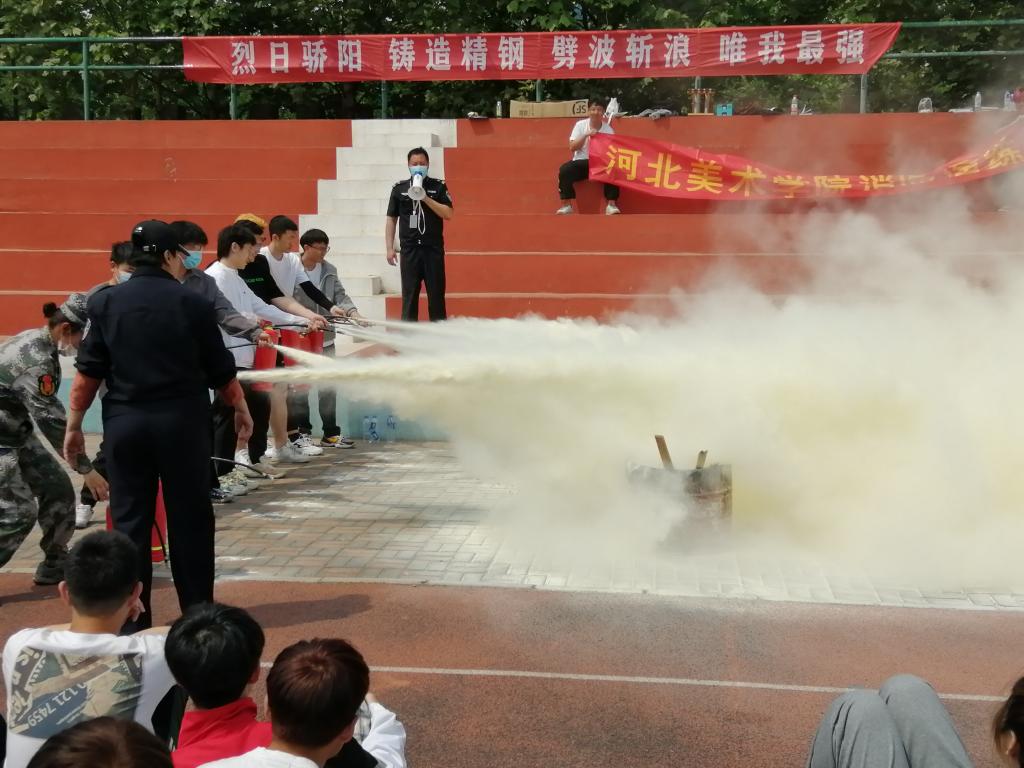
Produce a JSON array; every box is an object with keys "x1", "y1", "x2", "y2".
[{"x1": 556, "y1": 99, "x2": 621, "y2": 216}]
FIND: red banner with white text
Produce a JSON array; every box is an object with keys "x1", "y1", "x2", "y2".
[
  {"x1": 182, "y1": 24, "x2": 900, "y2": 84},
  {"x1": 589, "y1": 118, "x2": 1024, "y2": 201}
]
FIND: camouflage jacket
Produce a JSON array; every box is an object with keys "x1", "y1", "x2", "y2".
[{"x1": 0, "y1": 327, "x2": 92, "y2": 473}]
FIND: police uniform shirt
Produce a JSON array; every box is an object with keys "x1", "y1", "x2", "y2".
[
  {"x1": 77, "y1": 266, "x2": 236, "y2": 404},
  {"x1": 387, "y1": 177, "x2": 453, "y2": 250}
]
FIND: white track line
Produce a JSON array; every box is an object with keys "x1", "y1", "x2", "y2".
[{"x1": 258, "y1": 663, "x2": 1002, "y2": 702}]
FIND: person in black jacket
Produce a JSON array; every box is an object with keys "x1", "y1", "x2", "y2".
[{"x1": 64, "y1": 220, "x2": 253, "y2": 630}]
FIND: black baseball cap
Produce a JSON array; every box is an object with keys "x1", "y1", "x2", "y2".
[{"x1": 131, "y1": 220, "x2": 189, "y2": 257}]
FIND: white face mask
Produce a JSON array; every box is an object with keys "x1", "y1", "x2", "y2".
[
  {"x1": 116, "y1": 270, "x2": 132, "y2": 284},
  {"x1": 58, "y1": 339, "x2": 77, "y2": 357}
]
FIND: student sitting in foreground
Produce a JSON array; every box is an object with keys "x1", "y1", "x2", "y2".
[
  {"x1": 2, "y1": 531, "x2": 175, "y2": 768},
  {"x1": 166, "y1": 603, "x2": 406, "y2": 768},
  {"x1": 26, "y1": 717, "x2": 172, "y2": 768}
]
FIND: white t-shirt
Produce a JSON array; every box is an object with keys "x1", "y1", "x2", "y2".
[
  {"x1": 199, "y1": 748, "x2": 317, "y2": 768},
  {"x1": 260, "y1": 247, "x2": 306, "y2": 296},
  {"x1": 2, "y1": 628, "x2": 174, "y2": 768},
  {"x1": 570, "y1": 118, "x2": 615, "y2": 161},
  {"x1": 206, "y1": 261, "x2": 305, "y2": 369},
  {"x1": 303, "y1": 262, "x2": 323, "y2": 287}
]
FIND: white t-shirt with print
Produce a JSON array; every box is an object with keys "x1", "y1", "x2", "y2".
[
  {"x1": 2, "y1": 628, "x2": 174, "y2": 768},
  {"x1": 260, "y1": 247, "x2": 306, "y2": 296},
  {"x1": 569, "y1": 118, "x2": 615, "y2": 161}
]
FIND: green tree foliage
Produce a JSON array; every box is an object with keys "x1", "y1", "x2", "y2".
[{"x1": 0, "y1": 0, "x2": 1021, "y2": 120}]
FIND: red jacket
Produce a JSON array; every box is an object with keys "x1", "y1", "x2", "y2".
[{"x1": 172, "y1": 698, "x2": 271, "y2": 768}]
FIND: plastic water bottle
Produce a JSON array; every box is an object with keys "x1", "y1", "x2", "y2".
[
  {"x1": 385, "y1": 415, "x2": 397, "y2": 443},
  {"x1": 362, "y1": 415, "x2": 371, "y2": 441},
  {"x1": 974, "y1": 91, "x2": 982, "y2": 111},
  {"x1": 369, "y1": 415, "x2": 379, "y2": 443},
  {"x1": 496, "y1": 99, "x2": 503, "y2": 118},
  {"x1": 790, "y1": 95, "x2": 799, "y2": 115}
]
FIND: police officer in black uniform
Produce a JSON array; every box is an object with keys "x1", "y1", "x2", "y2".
[
  {"x1": 64, "y1": 220, "x2": 253, "y2": 630},
  {"x1": 385, "y1": 147, "x2": 454, "y2": 322}
]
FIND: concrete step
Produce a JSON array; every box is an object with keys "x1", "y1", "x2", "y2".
[
  {"x1": 301, "y1": 199, "x2": 390, "y2": 218},
  {"x1": 301, "y1": 213, "x2": 390, "y2": 237},
  {"x1": 317, "y1": 178, "x2": 397, "y2": 201},
  {"x1": 336, "y1": 161, "x2": 447, "y2": 182},
  {"x1": 353, "y1": 119, "x2": 457, "y2": 145},
  {"x1": 352, "y1": 132, "x2": 441, "y2": 149},
  {"x1": 325, "y1": 235, "x2": 388, "y2": 255},
  {"x1": 338, "y1": 146, "x2": 447, "y2": 166},
  {"x1": 335, "y1": 274, "x2": 382, "y2": 296}
]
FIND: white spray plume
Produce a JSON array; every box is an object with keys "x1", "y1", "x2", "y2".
[{"x1": 248, "y1": 177, "x2": 1024, "y2": 592}]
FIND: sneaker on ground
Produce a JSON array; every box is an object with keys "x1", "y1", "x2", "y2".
[
  {"x1": 292, "y1": 434, "x2": 324, "y2": 456},
  {"x1": 219, "y1": 474, "x2": 249, "y2": 496},
  {"x1": 75, "y1": 504, "x2": 94, "y2": 530},
  {"x1": 33, "y1": 560, "x2": 65, "y2": 586},
  {"x1": 605, "y1": 201, "x2": 621, "y2": 215},
  {"x1": 556, "y1": 204, "x2": 574, "y2": 215},
  {"x1": 233, "y1": 449, "x2": 264, "y2": 478},
  {"x1": 224, "y1": 469, "x2": 261, "y2": 491},
  {"x1": 321, "y1": 435, "x2": 355, "y2": 449},
  {"x1": 210, "y1": 488, "x2": 234, "y2": 505},
  {"x1": 261, "y1": 445, "x2": 279, "y2": 463},
  {"x1": 276, "y1": 442, "x2": 311, "y2": 464}
]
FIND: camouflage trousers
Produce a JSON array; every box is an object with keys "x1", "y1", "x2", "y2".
[{"x1": 0, "y1": 432, "x2": 75, "y2": 569}]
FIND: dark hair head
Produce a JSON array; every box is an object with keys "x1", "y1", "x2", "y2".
[
  {"x1": 407, "y1": 147, "x2": 429, "y2": 164},
  {"x1": 42, "y1": 304, "x2": 84, "y2": 333},
  {"x1": 994, "y1": 677, "x2": 1024, "y2": 766},
  {"x1": 110, "y1": 241, "x2": 134, "y2": 266},
  {"x1": 166, "y1": 602, "x2": 265, "y2": 709},
  {"x1": 26, "y1": 717, "x2": 172, "y2": 768},
  {"x1": 300, "y1": 229, "x2": 329, "y2": 249},
  {"x1": 267, "y1": 638, "x2": 370, "y2": 749},
  {"x1": 588, "y1": 98, "x2": 605, "y2": 109},
  {"x1": 169, "y1": 221, "x2": 208, "y2": 247},
  {"x1": 65, "y1": 531, "x2": 139, "y2": 616},
  {"x1": 217, "y1": 224, "x2": 258, "y2": 260},
  {"x1": 235, "y1": 219, "x2": 264, "y2": 238},
  {"x1": 269, "y1": 215, "x2": 298, "y2": 238}
]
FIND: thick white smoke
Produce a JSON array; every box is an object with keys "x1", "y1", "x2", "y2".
[{"x1": 248, "y1": 170, "x2": 1024, "y2": 593}]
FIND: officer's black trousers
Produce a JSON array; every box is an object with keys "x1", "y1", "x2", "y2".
[
  {"x1": 558, "y1": 158, "x2": 620, "y2": 201},
  {"x1": 103, "y1": 397, "x2": 215, "y2": 631},
  {"x1": 400, "y1": 245, "x2": 447, "y2": 322}
]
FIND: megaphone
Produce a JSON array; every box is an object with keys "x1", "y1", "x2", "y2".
[{"x1": 408, "y1": 173, "x2": 426, "y2": 201}]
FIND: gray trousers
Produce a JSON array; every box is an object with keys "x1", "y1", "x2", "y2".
[{"x1": 807, "y1": 675, "x2": 973, "y2": 768}]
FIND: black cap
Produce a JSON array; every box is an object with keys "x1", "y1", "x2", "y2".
[{"x1": 131, "y1": 220, "x2": 188, "y2": 257}]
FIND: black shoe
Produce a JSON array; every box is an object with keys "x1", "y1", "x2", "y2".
[
  {"x1": 210, "y1": 488, "x2": 234, "y2": 505},
  {"x1": 34, "y1": 560, "x2": 64, "y2": 586}
]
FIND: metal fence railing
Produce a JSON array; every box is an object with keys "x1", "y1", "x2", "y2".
[{"x1": 0, "y1": 20, "x2": 1022, "y2": 120}]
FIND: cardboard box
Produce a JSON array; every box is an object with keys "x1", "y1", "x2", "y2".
[{"x1": 509, "y1": 99, "x2": 589, "y2": 118}]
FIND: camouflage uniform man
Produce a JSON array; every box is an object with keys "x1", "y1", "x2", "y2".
[{"x1": 0, "y1": 294, "x2": 108, "y2": 584}]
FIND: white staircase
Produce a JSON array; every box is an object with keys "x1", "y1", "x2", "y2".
[{"x1": 299, "y1": 119, "x2": 457, "y2": 321}]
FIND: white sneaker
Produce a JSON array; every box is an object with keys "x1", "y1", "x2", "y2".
[
  {"x1": 292, "y1": 434, "x2": 324, "y2": 456},
  {"x1": 605, "y1": 201, "x2": 621, "y2": 215},
  {"x1": 261, "y1": 445, "x2": 278, "y2": 463},
  {"x1": 75, "y1": 504, "x2": 94, "y2": 529},
  {"x1": 556, "y1": 204, "x2": 574, "y2": 215},
  {"x1": 220, "y1": 477, "x2": 248, "y2": 496},
  {"x1": 276, "y1": 442, "x2": 311, "y2": 464},
  {"x1": 234, "y1": 449, "x2": 264, "y2": 478}
]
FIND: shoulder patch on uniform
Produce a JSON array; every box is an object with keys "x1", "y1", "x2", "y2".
[{"x1": 38, "y1": 374, "x2": 56, "y2": 397}]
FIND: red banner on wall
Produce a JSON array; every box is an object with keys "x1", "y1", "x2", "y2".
[
  {"x1": 182, "y1": 24, "x2": 900, "y2": 84},
  {"x1": 589, "y1": 118, "x2": 1024, "y2": 201}
]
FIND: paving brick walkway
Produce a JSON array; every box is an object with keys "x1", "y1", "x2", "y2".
[{"x1": 5, "y1": 441, "x2": 1024, "y2": 611}]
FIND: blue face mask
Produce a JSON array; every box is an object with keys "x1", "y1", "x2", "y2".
[
  {"x1": 182, "y1": 250, "x2": 202, "y2": 270},
  {"x1": 409, "y1": 165, "x2": 428, "y2": 177},
  {"x1": 116, "y1": 270, "x2": 132, "y2": 284}
]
